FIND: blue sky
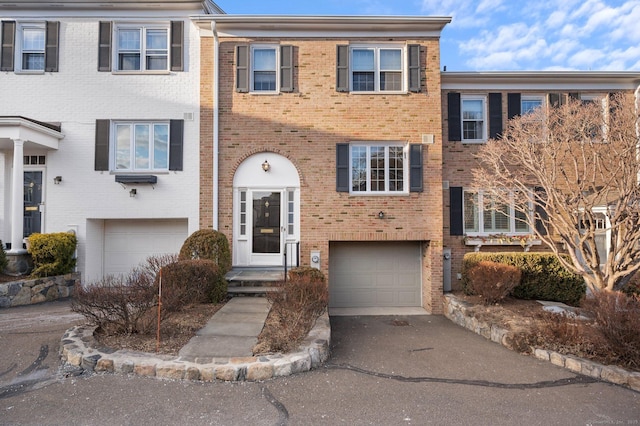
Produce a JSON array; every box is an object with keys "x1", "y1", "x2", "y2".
[{"x1": 214, "y1": 0, "x2": 640, "y2": 72}]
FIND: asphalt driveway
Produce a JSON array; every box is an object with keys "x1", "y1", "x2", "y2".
[{"x1": 1, "y1": 301, "x2": 638, "y2": 425}]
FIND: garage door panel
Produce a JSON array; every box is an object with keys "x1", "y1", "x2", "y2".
[{"x1": 329, "y1": 242, "x2": 422, "y2": 308}]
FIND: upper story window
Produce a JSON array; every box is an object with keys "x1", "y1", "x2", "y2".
[
  {"x1": 461, "y1": 96, "x2": 487, "y2": 142},
  {"x1": 336, "y1": 44, "x2": 421, "y2": 94},
  {"x1": 521, "y1": 96, "x2": 544, "y2": 115},
  {"x1": 235, "y1": 44, "x2": 293, "y2": 93},
  {"x1": 98, "y1": 21, "x2": 184, "y2": 73},
  {"x1": 0, "y1": 21, "x2": 59, "y2": 73}
]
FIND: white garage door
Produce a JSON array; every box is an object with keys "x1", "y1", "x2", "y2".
[
  {"x1": 104, "y1": 219, "x2": 188, "y2": 277},
  {"x1": 329, "y1": 242, "x2": 422, "y2": 308}
]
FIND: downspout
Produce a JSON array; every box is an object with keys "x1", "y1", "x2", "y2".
[
  {"x1": 635, "y1": 84, "x2": 640, "y2": 186},
  {"x1": 211, "y1": 21, "x2": 219, "y2": 230}
]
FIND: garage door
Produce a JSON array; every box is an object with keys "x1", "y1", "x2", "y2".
[
  {"x1": 329, "y1": 242, "x2": 422, "y2": 308},
  {"x1": 104, "y1": 219, "x2": 188, "y2": 277}
]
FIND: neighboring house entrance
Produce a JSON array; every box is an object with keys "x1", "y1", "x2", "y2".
[
  {"x1": 233, "y1": 153, "x2": 300, "y2": 267},
  {"x1": 329, "y1": 242, "x2": 422, "y2": 308},
  {"x1": 24, "y1": 171, "x2": 43, "y2": 237}
]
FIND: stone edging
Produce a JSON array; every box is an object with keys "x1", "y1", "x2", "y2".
[
  {"x1": 443, "y1": 294, "x2": 640, "y2": 393},
  {"x1": 0, "y1": 273, "x2": 80, "y2": 308},
  {"x1": 59, "y1": 311, "x2": 330, "y2": 382}
]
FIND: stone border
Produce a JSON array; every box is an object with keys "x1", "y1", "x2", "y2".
[
  {"x1": 443, "y1": 294, "x2": 640, "y2": 393},
  {"x1": 0, "y1": 273, "x2": 80, "y2": 308},
  {"x1": 60, "y1": 311, "x2": 331, "y2": 382}
]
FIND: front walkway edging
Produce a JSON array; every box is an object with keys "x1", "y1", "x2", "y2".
[
  {"x1": 0, "y1": 273, "x2": 80, "y2": 308},
  {"x1": 59, "y1": 311, "x2": 330, "y2": 382},
  {"x1": 443, "y1": 294, "x2": 640, "y2": 393}
]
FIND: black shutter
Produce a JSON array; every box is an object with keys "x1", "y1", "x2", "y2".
[
  {"x1": 1, "y1": 21, "x2": 15, "y2": 71},
  {"x1": 236, "y1": 45, "x2": 249, "y2": 92},
  {"x1": 548, "y1": 93, "x2": 564, "y2": 108},
  {"x1": 489, "y1": 93, "x2": 502, "y2": 139},
  {"x1": 280, "y1": 45, "x2": 293, "y2": 92},
  {"x1": 170, "y1": 21, "x2": 184, "y2": 72},
  {"x1": 169, "y1": 119, "x2": 184, "y2": 171},
  {"x1": 45, "y1": 21, "x2": 59, "y2": 72},
  {"x1": 336, "y1": 143, "x2": 349, "y2": 192},
  {"x1": 450, "y1": 187, "x2": 464, "y2": 236},
  {"x1": 336, "y1": 45, "x2": 349, "y2": 92},
  {"x1": 534, "y1": 186, "x2": 548, "y2": 236},
  {"x1": 447, "y1": 92, "x2": 461, "y2": 142},
  {"x1": 408, "y1": 44, "x2": 421, "y2": 92},
  {"x1": 94, "y1": 120, "x2": 110, "y2": 171},
  {"x1": 507, "y1": 93, "x2": 521, "y2": 119},
  {"x1": 98, "y1": 21, "x2": 112, "y2": 72},
  {"x1": 409, "y1": 144, "x2": 423, "y2": 192}
]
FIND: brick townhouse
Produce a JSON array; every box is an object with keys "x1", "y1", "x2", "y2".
[{"x1": 194, "y1": 16, "x2": 450, "y2": 313}]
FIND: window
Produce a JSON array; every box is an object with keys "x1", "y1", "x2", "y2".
[
  {"x1": 521, "y1": 96, "x2": 543, "y2": 115},
  {"x1": 98, "y1": 21, "x2": 183, "y2": 72},
  {"x1": 461, "y1": 96, "x2": 487, "y2": 142},
  {"x1": 94, "y1": 119, "x2": 183, "y2": 172},
  {"x1": 0, "y1": 21, "x2": 59, "y2": 72},
  {"x1": 336, "y1": 44, "x2": 421, "y2": 93},
  {"x1": 463, "y1": 190, "x2": 531, "y2": 234},
  {"x1": 235, "y1": 44, "x2": 293, "y2": 93},
  {"x1": 350, "y1": 144, "x2": 406, "y2": 194},
  {"x1": 115, "y1": 25, "x2": 168, "y2": 71}
]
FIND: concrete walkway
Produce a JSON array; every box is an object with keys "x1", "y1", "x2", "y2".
[{"x1": 178, "y1": 297, "x2": 271, "y2": 359}]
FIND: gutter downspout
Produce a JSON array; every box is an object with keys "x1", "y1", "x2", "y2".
[{"x1": 211, "y1": 21, "x2": 219, "y2": 230}]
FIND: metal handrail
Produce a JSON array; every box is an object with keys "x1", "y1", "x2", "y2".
[{"x1": 283, "y1": 241, "x2": 300, "y2": 282}]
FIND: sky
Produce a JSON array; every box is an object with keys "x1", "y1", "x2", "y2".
[{"x1": 214, "y1": 0, "x2": 640, "y2": 72}]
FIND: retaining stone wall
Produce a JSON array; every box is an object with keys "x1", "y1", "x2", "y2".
[
  {"x1": 443, "y1": 294, "x2": 640, "y2": 393},
  {"x1": 0, "y1": 273, "x2": 80, "y2": 308}
]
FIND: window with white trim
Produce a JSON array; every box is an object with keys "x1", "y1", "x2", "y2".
[
  {"x1": 350, "y1": 144, "x2": 407, "y2": 194},
  {"x1": 521, "y1": 96, "x2": 544, "y2": 115},
  {"x1": 463, "y1": 190, "x2": 531, "y2": 234},
  {"x1": 461, "y1": 96, "x2": 487, "y2": 142},
  {"x1": 113, "y1": 121, "x2": 169, "y2": 171},
  {"x1": 115, "y1": 25, "x2": 168, "y2": 71},
  {"x1": 252, "y1": 45, "x2": 277, "y2": 92},
  {"x1": 350, "y1": 46, "x2": 404, "y2": 92},
  {"x1": 17, "y1": 22, "x2": 45, "y2": 71}
]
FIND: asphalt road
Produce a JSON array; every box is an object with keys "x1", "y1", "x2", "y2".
[{"x1": 1, "y1": 300, "x2": 638, "y2": 425}]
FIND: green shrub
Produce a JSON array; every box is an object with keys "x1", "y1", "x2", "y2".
[
  {"x1": 467, "y1": 260, "x2": 522, "y2": 304},
  {"x1": 28, "y1": 232, "x2": 77, "y2": 278},
  {"x1": 620, "y1": 271, "x2": 640, "y2": 296},
  {"x1": 287, "y1": 266, "x2": 326, "y2": 283},
  {"x1": 178, "y1": 230, "x2": 231, "y2": 275},
  {"x1": 158, "y1": 259, "x2": 227, "y2": 311},
  {"x1": 0, "y1": 240, "x2": 7, "y2": 273},
  {"x1": 462, "y1": 252, "x2": 585, "y2": 306}
]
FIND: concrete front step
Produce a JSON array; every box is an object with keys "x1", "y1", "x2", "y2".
[{"x1": 227, "y1": 286, "x2": 278, "y2": 296}]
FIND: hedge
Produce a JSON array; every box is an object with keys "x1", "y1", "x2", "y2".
[{"x1": 27, "y1": 232, "x2": 77, "y2": 278}]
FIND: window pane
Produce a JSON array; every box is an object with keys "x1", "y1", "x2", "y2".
[
  {"x1": 134, "y1": 124, "x2": 150, "y2": 169},
  {"x1": 153, "y1": 124, "x2": 169, "y2": 169},
  {"x1": 115, "y1": 124, "x2": 131, "y2": 170},
  {"x1": 22, "y1": 28, "x2": 45, "y2": 50},
  {"x1": 353, "y1": 72, "x2": 374, "y2": 91},
  {"x1": 23, "y1": 53, "x2": 44, "y2": 70},
  {"x1": 253, "y1": 48, "x2": 276, "y2": 71},
  {"x1": 380, "y1": 72, "x2": 402, "y2": 91},
  {"x1": 351, "y1": 146, "x2": 367, "y2": 192},
  {"x1": 119, "y1": 53, "x2": 140, "y2": 71},
  {"x1": 515, "y1": 209, "x2": 530, "y2": 232},
  {"x1": 352, "y1": 49, "x2": 374, "y2": 71},
  {"x1": 146, "y1": 56, "x2": 167, "y2": 70},
  {"x1": 388, "y1": 146, "x2": 404, "y2": 191},
  {"x1": 462, "y1": 100, "x2": 484, "y2": 120},
  {"x1": 380, "y1": 49, "x2": 401, "y2": 70},
  {"x1": 370, "y1": 146, "x2": 385, "y2": 192},
  {"x1": 254, "y1": 71, "x2": 276, "y2": 91},
  {"x1": 464, "y1": 192, "x2": 479, "y2": 232},
  {"x1": 118, "y1": 29, "x2": 140, "y2": 50},
  {"x1": 463, "y1": 121, "x2": 483, "y2": 140},
  {"x1": 484, "y1": 199, "x2": 510, "y2": 232},
  {"x1": 521, "y1": 99, "x2": 542, "y2": 115},
  {"x1": 146, "y1": 29, "x2": 167, "y2": 50}
]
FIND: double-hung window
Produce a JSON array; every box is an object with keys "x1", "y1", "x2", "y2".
[
  {"x1": 252, "y1": 46, "x2": 277, "y2": 92},
  {"x1": 350, "y1": 144, "x2": 406, "y2": 194},
  {"x1": 521, "y1": 96, "x2": 543, "y2": 115},
  {"x1": 463, "y1": 190, "x2": 531, "y2": 234},
  {"x1": 19, "y1": 23, "x2": 45, "y2": 71},
  {"x1": 115, "y1": 25, "x2": 168, "y2": 71},
  {"x1": 461, "y1": 96, "x2": 487, "y2": 142},
  {"x1": 114, "y1": 121, "x2": 169, "y2": 172},
  {"x1": 0, "y1": 21, "x2": 59, "y2": 73},
  {"x1": 351, "y1": 46, "x2": 403, "y2": 92},
  {"x1": 235, "y1": 44, "x2": 294, "y2": 93}
]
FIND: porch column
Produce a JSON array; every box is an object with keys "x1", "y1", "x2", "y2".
[{"x1": 9, "y1": 138, "x2": 24, "y2": 253}]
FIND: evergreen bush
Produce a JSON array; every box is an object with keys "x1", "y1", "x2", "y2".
[
  {"x1": 178, "y1": 229, "x2": 231, "y2": 275},
  {"x1": 28, "y1": 232, "x2": 77, "y2": 278}
]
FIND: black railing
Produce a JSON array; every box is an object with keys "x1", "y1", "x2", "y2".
[{"x1": 283, "y1": 241, "x2": 300, "y2": 282}]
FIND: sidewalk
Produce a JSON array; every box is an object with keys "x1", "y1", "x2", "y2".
[{"x1": 178, "y1": 297, "x2": 271, "y2": 360}]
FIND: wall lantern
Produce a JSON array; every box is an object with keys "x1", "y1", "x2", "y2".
[
  {"x1": 129, "y1": 188, "x2": 137, "y2": 198},
  {"x1": 53, "y1": 176, "x2": 62, "y2": 185},
  {"x1": 262, "y1": 160, "x2": 271, "y2": 172},
  {"x1": 378, "y1": 211, "x2": 385, "y2": 219}
]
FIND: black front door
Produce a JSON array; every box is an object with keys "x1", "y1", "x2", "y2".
[{"x1": 24, "y1": 171, "x2": 43, "y2": 237}]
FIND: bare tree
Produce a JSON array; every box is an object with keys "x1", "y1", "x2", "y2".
[{"x1": 473, "y1": 92, "x2": 640, "y2": 293}]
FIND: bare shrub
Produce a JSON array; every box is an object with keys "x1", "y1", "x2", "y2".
[
  {"x1": 158, "y1": 259, "x2": 227, "y2": 312},
  {"x1": 255, "y1": 270, "x2": 328, "y2": 354},
  {"x1": 467, "y1": 260, "x2": 522, "y2": 304},
  {"x1": 71, "y1": 271, "x2": 157, "y2": 334},
  {"x1": 582, "y1": 291, "x2": 640, "y2": 370}
]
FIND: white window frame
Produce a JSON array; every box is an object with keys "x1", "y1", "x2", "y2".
[
  {"x1": 111, "y1": 121, "x2": 170, "y2": 172},
  {"x1": 250, "y1": 44, "x2": 279, "y2": 93},
  {"x1": 113, "y1": 23, "x2": 169, "y2": 73},
  {"x1": 461, "y1": 95, "x2": 487, "y2": 143},
  {"x1": 349, "y1": 45, "x2": 406, "y2": 93},
  {"x1": 463, "y1": 189, "x2": 532, "y2": 236},
  {"x1": 521, "y1": 95, "x2": 544, "y2": 115},
  {"x1": 15, "y1": 22, "x2": 45, "y2": 73},
  {"x1": 349, "y1": 143, "x2": 408, "y2": 195}
]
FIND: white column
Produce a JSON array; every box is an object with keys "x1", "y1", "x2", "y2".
[{"x1": 9, "y1": 139, "x2": 24, "y2": 253}]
